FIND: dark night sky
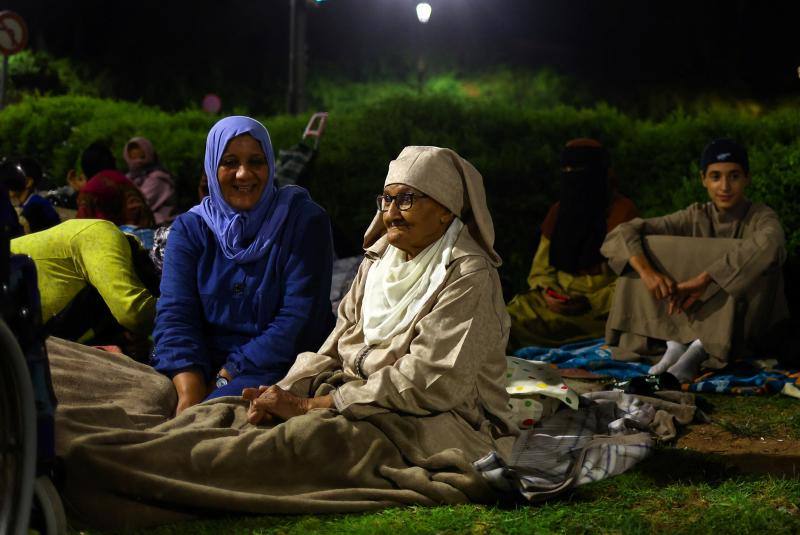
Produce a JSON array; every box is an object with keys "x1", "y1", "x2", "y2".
[{"x1": 5, "y1": 0, "x2": 800, "y2": 109}]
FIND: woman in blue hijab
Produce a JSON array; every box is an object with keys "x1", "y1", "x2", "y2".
[{"x1": 152, "y1": 116, "x2": 335, "y2": 414}]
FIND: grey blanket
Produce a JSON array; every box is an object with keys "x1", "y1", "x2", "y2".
[{"x1": 475, "y1": 390, "x2": 696, "y2": 500}]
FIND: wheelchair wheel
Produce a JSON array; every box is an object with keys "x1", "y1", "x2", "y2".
[
  {"x1": 30, "y1": 476, "x2": 67, "y2": 535},
  {"x1": 0, "y1": 318, "x2": 37, "y2": 535}
]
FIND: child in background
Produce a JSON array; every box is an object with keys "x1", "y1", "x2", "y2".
[{"x1": 0, "y1": 157, "x2": 61, "y2": 233}]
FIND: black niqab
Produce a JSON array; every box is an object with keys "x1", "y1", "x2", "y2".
[{"x1": 549, "y1": 145, "x2": 610, "y2": 273}]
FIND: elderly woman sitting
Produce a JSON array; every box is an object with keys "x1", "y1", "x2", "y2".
[
  {"x1": 49, "y1": 146, "x2": 518, "y2": 529},
  {"x1": 243, "y1": 146, "x2": 516, "y2": 428},
  {"x1": 151, "y1": 116, "x2": 335, "y2": 413}
]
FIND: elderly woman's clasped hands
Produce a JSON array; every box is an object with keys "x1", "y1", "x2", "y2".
[{"x1": 242, "y1": 386, "x2": 334, "y2": 425}]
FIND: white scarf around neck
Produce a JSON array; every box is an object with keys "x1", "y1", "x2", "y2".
[{"x1": 362, "y1": 218, "x2": 464, "y2": 347}]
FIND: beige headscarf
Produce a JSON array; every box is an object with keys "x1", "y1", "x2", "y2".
[{"x1": 363, "y1": 146, "x2": 501, "y2": 266}]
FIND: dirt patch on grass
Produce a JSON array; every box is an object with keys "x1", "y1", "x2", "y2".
[{"x1": 677, "y1": 423, "x2": 800, "y2": 477}]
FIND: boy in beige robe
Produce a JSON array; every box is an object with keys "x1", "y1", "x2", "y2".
[{"x1": 600, "y1": 138, "x2": 789, "y2": 381}]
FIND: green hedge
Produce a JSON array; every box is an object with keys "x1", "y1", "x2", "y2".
[
  {"x1": 0, "y1": 95, "x2": 308, "y2": 212},
  {"x1": 2, "y1": 93, "x2": 799, "y2": 294}
]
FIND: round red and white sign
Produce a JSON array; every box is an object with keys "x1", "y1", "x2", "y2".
[{"x1": 0, "y1": 11, "x2": 28, "y2": 56}]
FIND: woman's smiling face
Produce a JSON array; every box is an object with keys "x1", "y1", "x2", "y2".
[{"x1": 217, "y1": 134, "x2": 269, "y2": 211}]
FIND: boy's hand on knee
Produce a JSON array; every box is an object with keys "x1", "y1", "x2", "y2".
[
  {"x1": 641, "y1": 270, "x2": 676, "y2": 301},
  {"x1": 670, "y1": 271, "x2": 712, "y2": 314},
  {"x1": 631, "y1": 254, "x2": 676, "y2": 301}
]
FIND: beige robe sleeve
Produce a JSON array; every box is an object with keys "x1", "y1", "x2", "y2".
[
  {"x1": 601, "y1": 207, "x2": 695, "y2": 275},
  {"x1": 704, "y1": 208, "x2": 786, "y2": 298},
  {"x1": 332, "y1": 263, "x2": 506, "y2": 419},
  {"x1": 276, "y1": 258, "x2": 370, "y2": 396}
]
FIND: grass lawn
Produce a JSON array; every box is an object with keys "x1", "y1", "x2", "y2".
[
  {"x1": 707, "y1": 393, "x2": 800, "y2": 440},
  {"x1": 72, "y1": 394, "x2": 800, "y2": 535}
]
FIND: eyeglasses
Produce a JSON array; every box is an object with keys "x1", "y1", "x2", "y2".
[{"x1": 375, "y1": 192, "x2": 428, "y2": 212}]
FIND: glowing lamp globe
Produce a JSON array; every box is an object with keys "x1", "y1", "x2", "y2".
[{"x1": 416, "y1": 3, "x2": 432, "y2": 24}]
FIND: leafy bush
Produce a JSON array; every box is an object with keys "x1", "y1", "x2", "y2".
[
  {"x1": 0, "y1": 95, "x2": 308, "y2": 210},
  {"x1": 2, "y1": 92, "x2": 800, "y2": 294},
  {"x1": 306, "y1": 68, "x2": 588, "y2": 114},
  {"x1": 5, "y1": 50, "x2": 112, "y2": 101}
]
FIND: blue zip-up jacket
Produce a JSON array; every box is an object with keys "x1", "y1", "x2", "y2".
[
  {"x1": 22, "y1": 193, "x2": 61, "y2": 233},
  {"x1": 151, "y1": 194, "x2": 335, "y2": 388}
]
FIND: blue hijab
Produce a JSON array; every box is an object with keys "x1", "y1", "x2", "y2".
[{"x1": 191, "y1": 116, "x2": 292, "y2": 264}]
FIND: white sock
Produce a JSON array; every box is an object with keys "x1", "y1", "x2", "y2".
[
  {"x1": 667, "y1": 339, "x2": 707, "y2": 383},
  {"x1": 649, "y1": 340, "x2": 688, "y2": 375}
]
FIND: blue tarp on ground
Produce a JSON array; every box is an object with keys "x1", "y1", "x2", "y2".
[
  {"x1": 514, "y1": 338, "x2": 651, "y2": 380},
  {"x1": 513, "y1": 338, "x2": 800, "y2": 395}
]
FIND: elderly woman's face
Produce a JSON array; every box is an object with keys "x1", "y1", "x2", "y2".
[
  {"x1": 381, "y1": 183, "x2": 453, "y2": 259},
  {"x1": 217, "y1": 134, "x2": 269, "y2": 211}
]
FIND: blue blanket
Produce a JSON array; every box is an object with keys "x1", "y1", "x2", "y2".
[
  {"x1": 514, "y1": 339, "x2": 651, "y2": 380},
  {"x1": 513, "y1": 339, "x2": 800, "y2": 396}
]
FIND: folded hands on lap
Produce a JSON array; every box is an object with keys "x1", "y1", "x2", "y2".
[
  {"x1": 631, "y1": 254, "x2": 712, "y2": 315},
  {"x1": 242, "y1": 385, "x2": 335, "y2": 425}
]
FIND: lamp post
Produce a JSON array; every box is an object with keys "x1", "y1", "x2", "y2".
[
  {"x1": 415, "y1": 3, "x2": 432, "y2": 92},
  {"x1": 287, "y1": 0, "x2": 308, "y2": 114}
]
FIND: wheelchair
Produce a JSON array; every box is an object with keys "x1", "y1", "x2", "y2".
[{"x1": 0, "y1": 222, "x2": 66, "y2": 534}]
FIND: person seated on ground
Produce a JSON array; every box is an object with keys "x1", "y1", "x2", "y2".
[
  {"x1": 63, "y1": 142, "x2": 100, "y2": 198},
  {"x1": 9, "y1": 218, "x2": 159, "y2": 360},
  {"x1": 506, "y1": 139, "x2": 638, "y2": 349},
  {"x1": 123, "y1": 136, "x2": 177, "y2": 225},
  {"x1": 38, "y1": 156, "x2": 88, "y2": 211},
  {"x1": 75, "y1": 141, "x2": 156, "y2": 228},
  {"x1": 0, "y1": 157, "x2": 61, "y2": 233},
  {"x1": 244, "y1": 145, "x2": 516, "y2": 442},
  {"x1": 150, "y1": 116, "x2": 335, "y2": 415},
  {"x1": 600, "y1": 138, "x2": 789, "y2": 382},
  {"x1": 57, "y1": 162, "x2": 88, "y2": 209}
]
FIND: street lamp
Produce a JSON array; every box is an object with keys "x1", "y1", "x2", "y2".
[
  {"x1": 415, "y1": 3, "x2": 432, "y2": 92},
  {"x1": 416, "y1": 3, "x2": 432, "y2": 24}
]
